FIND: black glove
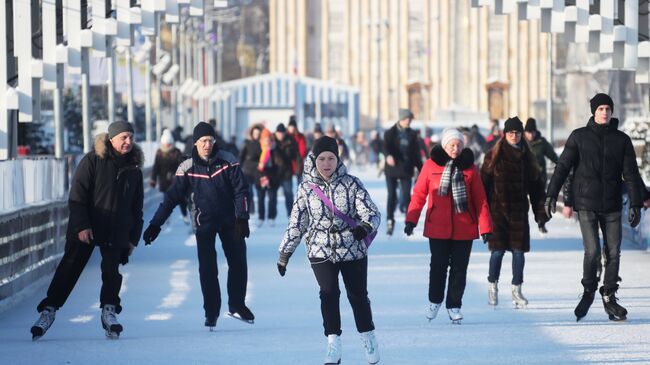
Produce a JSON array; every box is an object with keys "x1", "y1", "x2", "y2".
[
  {"x1": 143, "y1": 224, "x2": 161, "y2": 245},
  {"x1": 629, "y1": 207, "x2": 641, "y2": 228},
  {"x1": 234, "y1": 218, "x2": 250, "y2": 240},
  {"x1": 544, "y1": 197, "x2": 557, "y2": 219},
  {"x1": 277, "y1": 252, "x2": 291, "y2": 277},
  {"x1": 351, "y1": 225, "x2": 369, "y2": 241},
  {"x1": 404, "y1": 222, "x2": 416, "y2": 236},
  {"x1": 481, "y1": 233, "x2": 492, "y2": 244}
]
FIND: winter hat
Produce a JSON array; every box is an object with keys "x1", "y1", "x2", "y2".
[
  {"x1": 312, "y1": 136, "x2": 339, "y2": 160},
  {"x1": 441, "y1": 128, "x2": 464, "y2": 149},
  {"x1": 193, "y1": 121, "x2": 216, "y2": 143},
  {"x1": 590, "y1": 93, "x2": 614, "y2": 115},
  {"x1": 160, "y1": 129, "x2": 174, "y2": 145},
  {"x1": 398, "y1": 108, "x2": 414, "y2": 121},
  {"x1": 503, "y1": 117, "x2": 524, "y2": 133},
  {"x1": 288, "y1": 115, "x2": 297, "y2": 127},
  {"x1": 276, "y1": 123, "x2": 287, "y2": 133},
  {"x1": 524, "y1": 118, "x2": 537, "y2": 132},
  {"x1": 108, "y1": 121, "x2": 134, "y2": 139}
]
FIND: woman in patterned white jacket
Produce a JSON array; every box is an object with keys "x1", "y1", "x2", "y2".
[{"x1": 278, "y1": 136, "x2": 381, "y2": 365}]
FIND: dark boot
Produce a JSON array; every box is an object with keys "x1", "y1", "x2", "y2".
[
  {"x1": 386, "y1": 219, "x2": 395, "y2": 236},
  {"x1": 574, "y1": 290, "x2": 595, "y2": 322},
  {"x1": 600, "y1": 286, "x2": 627, "y2": 321}
]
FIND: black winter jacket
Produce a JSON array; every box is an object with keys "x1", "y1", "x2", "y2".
[
  {"x1": 67, "y1": 134, "x2": 144, "y2": 248},
  {"x1": 239, "y1": 139, "x2": 262, "y2": 178},
  {"x1": 151, "y1": 147, "x2": 184, "y2": 192},
  {"x1": 383, "y1": 123, "x2": 423, "y2": 178},
  {"x1": 150, "y1": 146, "x2": 249, "y2": 229},
  {"x1": 547, "y1": 118, "x2": 643, "y2": 212}
]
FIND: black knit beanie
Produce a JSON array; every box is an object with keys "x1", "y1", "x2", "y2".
[
  {"x1": 524, "y1": 118, "x2": 537, "y2": 132},
  {"x1": 312, "y1": 136, "x2": 339, "y2": 160},
  {"x1": 590, "y1": 93, "x2": 614, "y2": 115},
  {"x1": 193, "y1": 121, "x2": 216, "y2": 143},
  {"x1": 503, "y1": 117, "x2": 524, "y2": 133},
  {"x1": 108, "y1": 121, "x2": 134, "y2": 139}
]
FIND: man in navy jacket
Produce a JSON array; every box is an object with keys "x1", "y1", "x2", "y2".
[{"x1": 143, "y1": 122, "x2": 253, "y2": 328}]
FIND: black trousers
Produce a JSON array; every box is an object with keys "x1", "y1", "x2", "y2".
[
  {"x1": 257, "y1": 187, "x2": 277, "y2": 220},
  {"x1": 386, "y1": 176, "x2": 412, "y2": 221},
  {"x1": 195, "y1": 221, "x2": 248, "y2": 319},
  {"x1": 577, "y1": 210, "x2": 622, "y2": 292},
  {"x1": 37, "y1": 239, "x2": 124, "y2": 313},
  {"x1": 310, "y1": 257, "x2": 375, "y2": 336},
  {"x1": 428, "y1": 239, "x2": 473, "y2": 309}
]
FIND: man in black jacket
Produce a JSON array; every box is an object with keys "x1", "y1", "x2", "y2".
[
  {"x1": 143, "y1": 122, "x2": 253, "y2": 329},
  {"x1": 383, "y1": 109, "x2": 423, "y2": 235},
  {"x1": 545, "y1": 93, "x2": 643, "y2": 322},
  {"x1": 31, "y1": 121, "x2": 144, "y2": 340}
]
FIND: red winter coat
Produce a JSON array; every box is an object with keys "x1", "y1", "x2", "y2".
[{"x1": 406, "y1": 145, "x2": 492, "y2": 241}]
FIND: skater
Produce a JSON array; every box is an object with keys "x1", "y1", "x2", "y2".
[
  {"x1": 480, "y1": 117, "x2": 547, "y2": 309},
  {"x1": 239, "y1": 124, "x2": 263, "y2": 217},
  {"x1": 404, "y1": 128, "x2": 492, "y2": 324},
  {"x1": 524, "y1": 117, "x2": 558, "y2": 233},
  {"x1": 31, "y1": 121, "x2": 144, "y2": 340},
  {"x1": 383, "y1": 108, "x2": 423, "y2": 236},
  {"x1": 142, "y1": 122, "x2": 254, "y2": 329},
  {"x1": 277, "y1": 136, "x2": 381, "y2": 365},
  {"x1": 274, "y1": 123, "x2": 298, "y2": 217},
  {"x1": 545, "y1": 93, "x2": 644, "y2": 322},
  {"x1": 287, "y1": 115, "x2": 308, "y2": 184},
  {"x1": 150, "y1": 129, "x2": 189, "y2": 224}
]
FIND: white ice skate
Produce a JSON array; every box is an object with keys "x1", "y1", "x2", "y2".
[
  {"x1": 425, "y1": 302, "x2": 442, "y2": 321},
  {"x1": 511, "y1": 284, "x2": 528, "y2": 309},
  {"x1": 359, "y1": 330, "x2": 380, "y2": 364},
  {"x1": 324, "y1": 334, "x2": 342, "y2": 364},
  {"x1": 447, "y1": 308, "x2": 463, "y2": 324},
  {"x1": 488, "y1": 282, "x2": 499, "y2": 306},
  {"x1": 101, "y1": 304, "x2": 123, "y2": 339},
  {"x1": 31, "y1": 306, "x2": 56, "y2": 341}
]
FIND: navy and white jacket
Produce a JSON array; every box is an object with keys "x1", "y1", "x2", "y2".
[
  {"x1": 279, "y1": 152, "x2": 381, "y2": 262},
  {"x1": 150, "y1": 146, "x2": 249, "y2": 229}
]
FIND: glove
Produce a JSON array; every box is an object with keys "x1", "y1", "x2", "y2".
[
  {"x1": 143, "y1": 224, "x2": 161, "y2": 245},
  {"x1": 351, "y1": 225, "x2": 369, "y2": 241},
  {"x1": 481, "y1": 233, "x2": 492, "y2": 244},
  {"x1": 277, "y1": 252, "x2": 291, "y2": 277},
  {"x1": 629, "y1": 206, "x2": 641, "y2": 228},
  {"x1": 544, "y1": 197, "x2": 557, "y2": 219},
  {"x1": 234, "y1": 218, "x2": 250, "y2": 240},
  {"x1": 404, "y1": 222, "x2": 416, "y2": 236}
]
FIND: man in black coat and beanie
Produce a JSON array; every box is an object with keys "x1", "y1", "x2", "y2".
[
  {"x1": 545, "y1": 93, "x2": 644, "y2": 322},
  {"x1": 31, "y1": 121, "x2": 144, "y2": 340},
  {"x1": 143, "y1": 122, "x2": 253, "y2": 329},
  {"x1": 383, "y1": 109, "x2": 423, "y2": 235}
]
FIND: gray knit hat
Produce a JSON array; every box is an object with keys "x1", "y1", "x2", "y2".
[{"x1": 108, "y1": 121, "x2": 134, "y2": 139}]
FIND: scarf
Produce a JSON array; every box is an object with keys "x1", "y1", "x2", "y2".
[{"x1": 438, "y1": 159, "x2": 468, "y2": 213}]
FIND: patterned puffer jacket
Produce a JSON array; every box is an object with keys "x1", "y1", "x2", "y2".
[{"x1": 279, "y1": 152, "x2": 381, "y2": 262}]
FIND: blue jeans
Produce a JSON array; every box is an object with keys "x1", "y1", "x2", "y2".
[
  {"x1": 488, "y1": 250, "x2": 525, "y2": 285},
  {"x1": 280, "y1": 179, "x2": 294, "y2": 217}
]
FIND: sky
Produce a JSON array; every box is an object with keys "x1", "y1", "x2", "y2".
[{"x1": 1, "y1": 168, "x2": 649, "y2": 365}]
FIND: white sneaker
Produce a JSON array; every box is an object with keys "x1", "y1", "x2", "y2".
[
  {"x1": 31, "y1": 306, "x2": 56, "y2": 340},
  {"x1": 488, "y1": 282, "x2": 499, "y2": 306},
  {"x1": 268, "y1": 219, "x2": 275, "y2": 227},
  {"x1": 425, "y1": 302, "x2": 442, "y2": 321},
  {"x1": 447, "y1": 308, "x2": 463, "y2": 324},
  {"x1": 101, "y1": 304, "x2": 123, "y2": 338},
  {"x1": 359, "y1": 330, "x2": 380, "y2": 364},
  {"x1": 324, "y1": 334, "x2": 342, "y2": 364},
  {"x1": 256, "y1": 219, "x2": 264, "y2": 228}
]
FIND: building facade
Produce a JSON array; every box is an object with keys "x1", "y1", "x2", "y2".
[{"x1": 269, "y1": 0, "x2": 551, "y2": 129}]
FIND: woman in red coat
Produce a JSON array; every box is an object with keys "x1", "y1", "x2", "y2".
[{"x1": 405, "y1": 128, "x2": 492, "y2": 324}]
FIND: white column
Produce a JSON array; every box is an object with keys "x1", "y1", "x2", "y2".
[
  {"x1": 13, "y1": 0, "x2": 37, "y2": 122},
  {"x1": 0, "y1": 0, "x2": 10, "y2": 159},
  {"x1": 624, "y1": 0, "x2": 639, "y2": 69},
  {"x1": 599, "y1": 0, "x2": 615, "y2": 54},
  {"x1": 43, "y1": 0, "x2": 65, "y2": 158}
]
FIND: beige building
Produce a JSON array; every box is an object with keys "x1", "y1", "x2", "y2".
[{"x1": 270, "y1": 0, "x2": 551, "y2": 129}]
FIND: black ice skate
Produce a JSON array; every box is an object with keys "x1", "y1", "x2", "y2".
[
  {"x1": 101, "y1": 304, "x2": 123, "y2": 339},
  {"x1": 205, "y1": 316, "x2": 217, "y2": 331},
  {"x1": 574, "y1": 290, "x2": 595, "y2": 322},
  {"x1": 386, "y1": 219, "x2": 395, "y2": 236},
  {"x1": 600, "y1": 287, "x2": 627, "y2": 321},
  {"x1": 31, "y1": 306, "x2": 56, "y2": 341},
  {"x1": 227, "y1": 306, "x2": 255, "y2": 324}
]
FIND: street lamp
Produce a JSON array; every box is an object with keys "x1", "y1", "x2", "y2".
[{"x1": 367, "y1": 18, "x2": 389, "y2": 131}]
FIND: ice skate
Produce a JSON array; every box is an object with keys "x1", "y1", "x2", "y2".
[
  {"x1": 386, "y1": 219, "x2": 394, "y2": 236},
  {"x1": 600, "y1": 287, "x2": 627, "y2": 321},
  {"x1": 101, "y1": 304, "x2": 123, "y2": 339},
  {"x1": 31, "y1": 306, "x2": 56, "y2": 341},
  {"x1": 511, "y1": 284, "x2": 528, "y2": 308},
  {"x1": 324, "y1": 334, "x2": 342, "y2": 365},
  {"x1": 575, "y1": 290, "x2": 596, "y2": 322},
  {"x1": 359, "y1": 330, "x2": 380, "y2": 364},
  {"x1": 227, "y1": 306, "x2": 255, "y2": 324},
  {"x1": 488, "y1": 282, "x2": 498, "y2": 306},
  {"x1": 204, "y1": 316, "x2": 217, "y2": 331},
  {"x1": 268, "y1": 219, "x2": 275, "y2": 227},
  {"x1": 447, "y1": 308, "x2": 462, "y2": 324},
  {"x1": 425, "y1": 302, "x2": 442, "y2": 321}
]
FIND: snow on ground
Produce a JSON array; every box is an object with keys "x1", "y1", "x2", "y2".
[{"x1": 1, "y1": 167, "x2": 650, "y2": 365}]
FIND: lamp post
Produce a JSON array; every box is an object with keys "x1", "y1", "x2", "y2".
[{"x1": 368, "y1": 18, "x2": 389, "y2": 131}]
